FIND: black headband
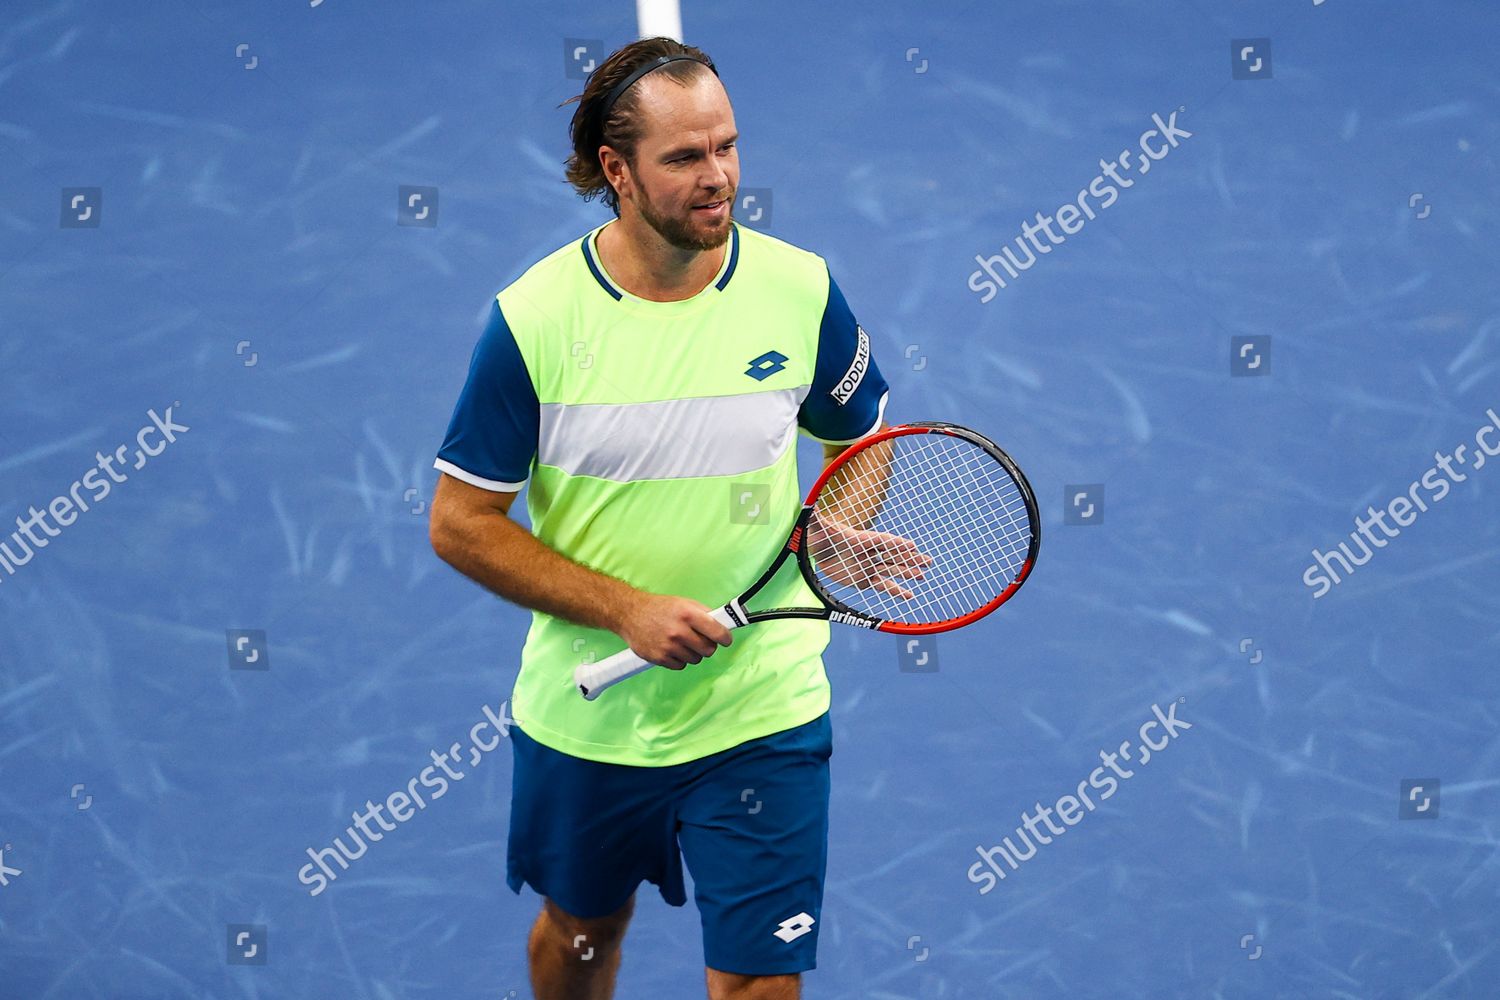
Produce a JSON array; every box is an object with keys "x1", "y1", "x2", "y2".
[{"x1": 600, "y1": 54, "x2": 718, "y2": 120}]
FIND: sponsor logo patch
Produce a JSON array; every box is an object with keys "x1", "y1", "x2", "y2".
[{"x1": 829, "y1": 326, "x2": 870, "y2": 405}]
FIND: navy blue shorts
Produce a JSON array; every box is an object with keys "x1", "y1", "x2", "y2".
[{"x1": 506, "y1": 711, "x2": 832, "y2": 976}]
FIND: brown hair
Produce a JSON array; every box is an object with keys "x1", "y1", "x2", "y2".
[{"x1": 560, "y1": 37, "x2": 719, "y2": 216}]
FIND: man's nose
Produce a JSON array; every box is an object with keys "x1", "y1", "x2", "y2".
[{"x1": 700, "y1": 153, "x2": 729, "y2": 192}]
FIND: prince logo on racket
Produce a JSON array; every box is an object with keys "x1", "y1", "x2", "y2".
[{"x1": 428, "y1": 36, "x2": 1037, "y2": 1000}]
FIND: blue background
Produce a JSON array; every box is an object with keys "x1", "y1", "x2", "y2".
[{"x1": 2, "y1": 0, "x2": 1497, "y2": 997}]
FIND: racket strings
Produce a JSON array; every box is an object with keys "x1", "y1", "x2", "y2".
[
  {"x1": 810, "y1": 433, "x2": 1033, "y2": 624},
  {"x1": 902, "y1": 451, "x2": 1026, "y2": 620},
  {"x1": 817, "y1": 456, "x2": 1012, "y2": 623},
  {"x1": 887, "y1": 443, "x2": 1027, "y2": 619},
  {"x1": 836, "y1": 447, "x2": 1026, "y2": 622}
]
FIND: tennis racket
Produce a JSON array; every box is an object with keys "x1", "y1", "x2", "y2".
[{"x1": 575, "y1": 421, "x2": 1040, "y2": 700}]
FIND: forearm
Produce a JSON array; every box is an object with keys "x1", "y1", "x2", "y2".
[
  {"x1": 433, "y1": 510, "x2": 639, "y2": 634},
  {"x1": 819, "y1": 436, "x2": 895, "y2": 529}
]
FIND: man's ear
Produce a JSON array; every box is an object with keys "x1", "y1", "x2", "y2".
[{"x1": 600, "y1": 146, "x2": 629, "y2": 202}]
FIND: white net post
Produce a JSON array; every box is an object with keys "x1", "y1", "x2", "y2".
[{"x1": 637, "y1": 0, "x2": 683, "y2": 40}]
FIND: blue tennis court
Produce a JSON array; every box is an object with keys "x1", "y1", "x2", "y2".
[{"x1": 2, "y1": 0, "x2": 1497, "y2": 996}]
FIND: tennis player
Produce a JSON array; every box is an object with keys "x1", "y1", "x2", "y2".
[{"x1": 429, "y1": 37, "x2": 891, "y2": 1000}]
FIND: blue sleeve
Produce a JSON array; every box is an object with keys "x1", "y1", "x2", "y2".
[
  {"x1": 798, "y1": 268, "x2": 891, "y2": 444},
  {"x1": 433, "y1": 298, "x2": 539, "y2": 492}
]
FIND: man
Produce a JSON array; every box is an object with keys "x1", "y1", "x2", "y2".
[{"x1": 429, "y1": 37, "x2": 891, "y2": 1000}]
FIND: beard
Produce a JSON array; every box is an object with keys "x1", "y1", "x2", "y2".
[{"x1": 636, "y1": 182, "x2": 734, "y2": 252}]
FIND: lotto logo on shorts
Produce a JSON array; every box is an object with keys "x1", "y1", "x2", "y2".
[{"x1": 773, "y1": 912, "x2": 815, "y2": 943}]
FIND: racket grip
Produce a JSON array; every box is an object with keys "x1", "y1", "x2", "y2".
[{"x1": 575, "y1": 604, "x2": 743, "y2": 701}]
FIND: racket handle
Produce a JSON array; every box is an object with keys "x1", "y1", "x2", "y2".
[{"x1": 575, "y1": 604, "x2": 743, "y2": 701}]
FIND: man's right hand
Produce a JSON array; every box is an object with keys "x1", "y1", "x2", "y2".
[{"x1": 615, "y1": 593, "x2": 734, "y2": 670}]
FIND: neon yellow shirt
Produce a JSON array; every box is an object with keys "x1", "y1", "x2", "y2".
[{"x1": 434, "y1": 220, "x2": 890, "y2": 765}]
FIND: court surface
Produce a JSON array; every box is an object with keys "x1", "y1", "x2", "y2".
[{"x1": 2, "y1": 1, "x2": 1497, "y2": 997}]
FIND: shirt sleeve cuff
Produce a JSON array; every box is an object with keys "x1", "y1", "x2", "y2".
[
  {"x1": 433, "y1": 457, "x2": 526, "y2": 493},
  {"x1": 799, "y1": 390, "x2": 890, "y2": 447}
]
